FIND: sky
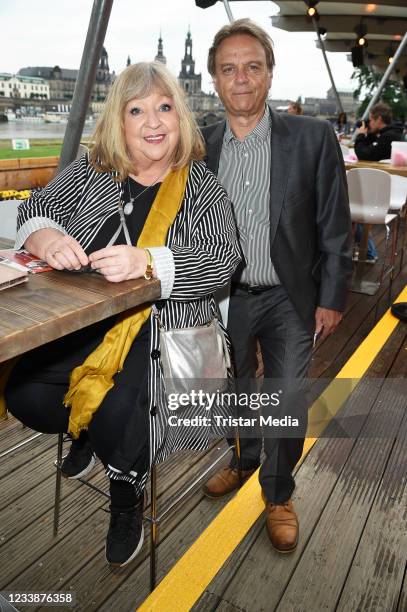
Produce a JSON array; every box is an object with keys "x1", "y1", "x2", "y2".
[{"x1": 0, "y1": 0, "x2": 355, "y2": 100}]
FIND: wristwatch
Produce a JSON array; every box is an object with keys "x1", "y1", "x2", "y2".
[{"x1": 144, "y1": 248, "x2": 154, "y2": 280}]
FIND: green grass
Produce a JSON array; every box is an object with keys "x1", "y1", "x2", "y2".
[{"x1": 0, "y1": 139, "x2": 62, "y2": 159}]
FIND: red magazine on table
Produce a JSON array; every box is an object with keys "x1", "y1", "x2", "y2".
[{"x1": 0, "y1": 249, "x2": 52, "y2": 273}]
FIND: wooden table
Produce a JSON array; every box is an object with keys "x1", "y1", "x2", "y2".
[
  {"x1": 0, "y1": 249, "x2": 160, "y2": 363},
  {"x1": 345, "y1": 159, "x2": 407, "y2": 178}
]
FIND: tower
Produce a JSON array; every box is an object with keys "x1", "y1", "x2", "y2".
[
  {"x1": 178, "y1": 29, "x2": 201, "y2": 94},
  {"x1": 97, "y1": 47, "x2": 110, "y2": 82},
  {"x1": 155, "y1": 32, "x2": 166, "y2": 65}
]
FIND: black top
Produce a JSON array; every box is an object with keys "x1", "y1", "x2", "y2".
[
  {"x1": 354, "y1": 124, "x2": 404, "y2": 162},
  {"x1": 84, "y1": 177, "x2": 161, "y2": 254},
  {"x1": 37, "y1": 177, "x2": 160, "y2": 375}
]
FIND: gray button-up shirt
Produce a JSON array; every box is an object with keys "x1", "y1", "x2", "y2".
[{"x1": 218, "y1": 106, "x2": 280, "y2": 286}]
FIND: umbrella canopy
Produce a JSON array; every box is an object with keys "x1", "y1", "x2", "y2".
[{"x1": 271, "y1": 1, "x2": 407, "y2": 72}]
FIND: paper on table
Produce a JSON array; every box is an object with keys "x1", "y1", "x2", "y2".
[
  {"x1": 0, "y1": 261, "x2": 28, "y2": 291},
  {"x1": 0, "y1": 249, "x2": 52, "y2": 273}
]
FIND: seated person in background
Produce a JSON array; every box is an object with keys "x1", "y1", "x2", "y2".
[
  {"x1": 287, "y1": 101, "x2": 303, "y2": 115},
  {"x1": 354, "y1": 102, "x2": 404, "y2": 161},
  {"x1": 4, "y1": 62, "x2": 240, "y2": 568},
  {"x1": 335, "y1": 111, "x2": 351, "y2": 138}
]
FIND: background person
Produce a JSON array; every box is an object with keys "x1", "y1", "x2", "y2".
[
  {"x1": 354, "y1": 102, "x2": 404, "y2": 161},
  {"x1": 201, "y1": 19, "x2": 352, "y2": 554},
  {"x1": 335, "y1": 111, "x2": 350, "y2": 137},
  {"x1": 287, "y1": 101, "x2": 303, "y2": 115},
  {"x1": 4, "y1": 62, "x2": 240, "y2": 568}
]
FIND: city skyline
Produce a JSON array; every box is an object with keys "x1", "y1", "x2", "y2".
[{"x1": 1, "y1": 0, "x2": 355, "y2": 101}]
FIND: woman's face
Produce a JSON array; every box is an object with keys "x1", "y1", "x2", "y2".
[{"x1": 123, "y1": 89, "x2": 180, "y2": 171}]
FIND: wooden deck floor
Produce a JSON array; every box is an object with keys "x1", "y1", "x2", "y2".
[{"x1": 0, "y1": 226, "x2": 406, "y2": 612}]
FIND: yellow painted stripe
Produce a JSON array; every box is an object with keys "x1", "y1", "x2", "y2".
[{"x1": 138, "y1": 285, "x2": 407, "y2": 612}]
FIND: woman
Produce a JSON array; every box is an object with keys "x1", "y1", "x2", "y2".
[
  {"x1": 335, "y1": 111, "x2": 350, "y2": 137},
  {"x1": 5, "y1": 62, "x2": 241, "y2": 567}
]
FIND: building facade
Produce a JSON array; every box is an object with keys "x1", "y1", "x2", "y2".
[
  {"x1": 18, "y1": 47, "x2": 114, "y2": 108},
  {"x1": 0, "y1": 73, "x2": 49, "y2": 100}
]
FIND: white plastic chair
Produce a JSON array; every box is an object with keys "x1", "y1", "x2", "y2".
[
  {"x1": 347, "y1": 168, "x2": 397, "y2": 294},
  {"x1": 389, "y1": 174, "x2": 407, "y2": 270},
  {"x1": 389, "y1": 175, "x2": 407, "y2": 213},
  {"x1": 340, "y1": 144, "x2": 350, "y2": 157},
  {"x1": 0, "y1": 199, "x2": 19, "y2": 240}
]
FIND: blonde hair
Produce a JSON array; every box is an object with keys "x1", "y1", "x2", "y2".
[
  {"x1": 208, "y1": 18, "x2": 275, "y2": 77},
  {"x1": 90, "y1": 62, "x2": 205, "y2": 180}
]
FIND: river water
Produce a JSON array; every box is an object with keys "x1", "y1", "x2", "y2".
[{"x1": 0, "y1": 121, "x2": 95, "y2": 140}]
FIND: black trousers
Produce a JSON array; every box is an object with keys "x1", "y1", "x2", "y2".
[
  {"x1": 227, "y1": 284, "x2": 313, "y2": 504},
  {"x1": 5, "y1": 318, "x2": 151, "y2": 480}
]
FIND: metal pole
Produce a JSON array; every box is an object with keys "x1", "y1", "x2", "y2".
[
  {"x1": 150, "y1": 463, "x2": 158, "y2": 592},
  {"x1": 222, "y1": 0, "x2": 235, "y2": 23},
  {"x1": 58, "y1": 0, "x2": 114, "y2": 171},
  {"x1": 313, "y1": 18, "x2": 344, "y2": 114},
  {"x1": 362, "y1": 31, "x2": 407, "y2": 120}
]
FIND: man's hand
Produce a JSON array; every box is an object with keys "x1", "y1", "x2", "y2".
[
  {"x1": 356, "y1": 121, "x2": 368, "y2": 136},
  {"x1": 315, "y1": 307, "x2": 343, "y2": 340}
]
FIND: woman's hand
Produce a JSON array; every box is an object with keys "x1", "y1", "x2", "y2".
[
  {"x1": 25, "y1": 229, "x2": 89, "y2": 270},
  {"x1": 89, "y1": 245, "x2": 149, "y2": 282}
]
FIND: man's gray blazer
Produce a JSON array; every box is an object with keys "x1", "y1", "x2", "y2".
[{"x1": 202, "y1": 109, "x2": 353, "y2": 334}]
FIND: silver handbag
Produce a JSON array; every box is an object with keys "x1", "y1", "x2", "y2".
[{"x1": 154, "y1": 307, "x2": 231, "y2": 397}]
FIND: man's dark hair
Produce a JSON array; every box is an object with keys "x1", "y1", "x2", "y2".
[
  {"x1": 207, "y1": 18, "x2": 275, "y2": 77},
  {"x1": 370, "y1": 103, "x2": 392, "y2": 125}
]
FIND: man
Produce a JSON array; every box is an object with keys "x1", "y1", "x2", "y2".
[
  {"x1": 201, "y1": 19, "x2": 352, "y2": 553},
  {"x1": 287, "y1": 101, "x2": 303, "y2": 115},
  {"x1": 354, "y1": 102, "x2": 404, "y2": 161}
]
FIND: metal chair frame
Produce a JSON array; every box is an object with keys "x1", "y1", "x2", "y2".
[
  {"x1": 53, "y1": 431, "x2": 242, "y2": 592},
  {"x1": 347, "y1": 168, "x2": 398, "y2": 296},
  {"x1": 0, "y1": 430, "x2": 42, "y2": 460}
]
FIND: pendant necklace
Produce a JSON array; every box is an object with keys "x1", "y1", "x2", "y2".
[{"x1": 123, "y1": 170, "x2": 166, "y2": 216}]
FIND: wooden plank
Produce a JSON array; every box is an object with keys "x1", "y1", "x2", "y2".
[
  {"x1": 397, "y1": 571, "x2": 407, "y2": 612},
  {"x1": 0, "y1": 477, "x2": 108, "y2": 589},
  {"x1": 0, "y1": 436, "x2": 61, "y2": 510},
  {"x1": 191, "y1": 389, "x2": 374, "y2": 610},
  {"x1": 273, "y1": 384, "x2": 406, "y2": 611},
  {"x1": 311, "y1": 266, "x2": 407, "y2": 384},
  {"x1": 1, "y1": 444, "x2": 228, "y2": 600},
  {"x1": 194, "y1": 326, "x2": 406, "y2": 612},
  {"x1": 335, "y1": 337, "x2": 407, "y2": 612},
  {"x1": 0, "y1": 272, "x2": 160, "y2": 362},
  {"x1": 0, "y1": 157, "x2": 59, "y2": 190},
  {"x1": 0, "y1": 434, "x2": 54, "y2": 482},
  {"x1": 336, "y1": 386, "x2": 407, "y2": 611}
]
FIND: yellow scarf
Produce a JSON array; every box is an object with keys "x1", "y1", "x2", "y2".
[{"x1": 0, "y1": 165, "x2": 188, "y2": 434}]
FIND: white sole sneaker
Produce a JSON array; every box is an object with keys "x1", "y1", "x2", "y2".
[
  {"x1": 62, "y1": 453, "x2": 96, "y2": 480},
  {"x1": 106, "y1": 524, "x2": 144, "y2": 568}
]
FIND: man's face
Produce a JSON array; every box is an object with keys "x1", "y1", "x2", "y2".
[
  {"x1": 213, "y1": 34, "x2": 272, "y2": 118},
  {"x1": 368, "y1": 113, "x2": 382, "y2": 134}
]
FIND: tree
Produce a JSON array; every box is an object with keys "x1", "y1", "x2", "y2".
[{"x1": 352, "y1": 66, "x2": 407, "y2": 120}]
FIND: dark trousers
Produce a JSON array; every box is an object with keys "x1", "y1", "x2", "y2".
[
  {"x1": 5, "y1": 319, "x2": 151, "y2": 479},
  {"x1": 228, "y1": 284, "x2": 313, "y2": 504}
]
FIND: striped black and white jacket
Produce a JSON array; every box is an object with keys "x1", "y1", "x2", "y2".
[{"x1": 16, "y1": 155, "x2": 241, "y2": 488}]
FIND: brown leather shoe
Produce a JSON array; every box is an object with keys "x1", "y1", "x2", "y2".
[
  {"x1": 265, "y1": 498, "x2": 299, "y2": 553},
  {"x1": 202, "y1": 467, "x2": 257, "y2": 499}
]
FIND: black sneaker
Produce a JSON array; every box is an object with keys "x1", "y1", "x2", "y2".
[
  {"x1": 60, "y1": 436, "x2": 96, "y2": 479},
  {"x1": 105, "y1": 500, "x2": 144, "y2": 567}
]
